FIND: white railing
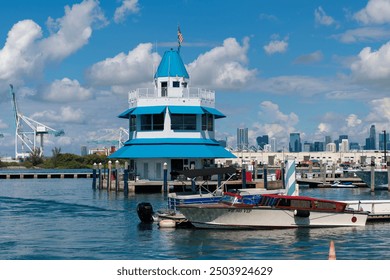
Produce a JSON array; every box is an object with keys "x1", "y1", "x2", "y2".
[{"x1": 128, "y1": 87, "x2": 215, "y2": 107}]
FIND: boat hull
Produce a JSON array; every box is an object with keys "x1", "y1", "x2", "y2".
[
  {"x1": 353, "y1": 170, "x2": 388, "y2": 189},
  {"x1": 178, "y1": 205, "x2": 368, "y2": 229}
]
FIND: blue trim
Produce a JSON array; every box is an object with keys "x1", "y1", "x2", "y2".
[
  {"x1": 132, "y1": 106, "x2": 166, "y2": 115},
  {"x1": 168, "y1": 106, "x2": 204, "y2": 114},
  {"x1": 109, "y1": 143, "x2": 235, "y2": 159},
  {"x1": 118, "y1": 108, "x2": 135, "y2": 119},
  {"x1": 124, "y1": 138, "x2": 221, "y2": 145},
  {"x1": 202, "y1": 107, "x2": 226, "y2": 119}
]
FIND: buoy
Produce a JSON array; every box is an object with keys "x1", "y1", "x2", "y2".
[
  {"x1": 159, "y1": 219, "x2": 176, "y2": 228},
  {"x1": 328, "y1": 240, "x2": 336, "y2": 260}
]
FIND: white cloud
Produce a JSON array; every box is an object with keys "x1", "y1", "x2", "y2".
[
  {"x1": 317, "y1": 122, "x2": 331, "y2": 133},
  {"x1": 257, "y1": 76, "x2": 327, "y2": 96},
  {"x1": 350, "y1": 42, "x2": 390, "y2": 83},
  {"x1": 42, "y1": 78, "x2": 93, "y2": 102},
  {"x1": 40, "y1": 0, "x2": 107, "y2": 61},
  {"x1": 346, "y1": 114, "x2": 362, "y2": 127},
  {"x1": 264, "y1": 38, "x2": 288, "y2": 55},
  {"x1": 30, "y1": 106, "x2": 85, "y2": 124},
  {"x1": 366, "y1": 97, "x2": 390, "y2": 124},
  {"x1": 0, "y1": 0, "x2": 106, "y2": 83},
  {"x1": 114, "y1": 0, "x2": 140, "y2": 23},
  {"x1": 335, "y1": 27, "x2": 390, "y2": 43},
  {"x1": 294, "y1": 51, "x2": 323, "y2": 64},
  {"x1": 314, "y1": 6, "x2": 336, "y2": 26},
  {"x1": 187, "y1": 37, "x2": 256, "y2": 89},
  {"x1": 86, "y1": 43, "x2": 160, "y2": 89},
  {"x1": 0, "y1": 20, "x2": 43, "y2": 80},
  {"x1": 0, "y1": 119, "x2": 8, "y2": 129},
  {"x1": 354, "y1": 0, "x2": 390, "y2": 24}
]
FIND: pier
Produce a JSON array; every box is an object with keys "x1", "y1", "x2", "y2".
[{"x1": 0, "y1": 169, "x2": 93, "y2": 179}]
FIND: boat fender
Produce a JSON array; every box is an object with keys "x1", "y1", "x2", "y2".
[
  {"x1": 136, "y1": 202, "x2": 154, "y2": 223},
  {"x1": 159, "y1": 219, "x2": 176, "y2": 228},
  {"x1": 294, "y1": 209, "x2": 310, "y2": 217}
]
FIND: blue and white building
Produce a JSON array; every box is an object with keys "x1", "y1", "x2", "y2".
[{"x1": 109, "y1": 48, "x2": 235, "y2": 180}]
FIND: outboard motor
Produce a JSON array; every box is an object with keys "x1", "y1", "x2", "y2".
[{"x1": 137, "y1": 202, "x2": 154, "y2": 223}]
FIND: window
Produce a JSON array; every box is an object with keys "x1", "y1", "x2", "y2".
[
  {"x1": 140, "y1": 113, "x2": 164, "y2": 131},
  {"x1": 172, "y1": 81, "x2": 180, "y2": 88},
  {"x1": 129, "y1": 115, "x2": 136, "y2": 132},
  {"x1": 171, "y1": 114, "x2": 196, "y2": 130},
  {"x1": 202, "y1": 113, "x2": 214, "y2": 131}
]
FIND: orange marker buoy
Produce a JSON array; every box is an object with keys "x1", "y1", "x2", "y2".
[{"x1": 328, "y1": 240, "x2": 336, "y2": 260}]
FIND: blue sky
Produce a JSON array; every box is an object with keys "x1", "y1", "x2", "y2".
[{"x1": 1, "y1": 0, "x2": 390, "y2": 157}]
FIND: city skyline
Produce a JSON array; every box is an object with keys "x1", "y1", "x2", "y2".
[{"x1": 235, "y1": 123, "x2": 390, "y2": 152}]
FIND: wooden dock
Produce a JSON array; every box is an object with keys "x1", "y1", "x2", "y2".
[{"x1": 0, "y1": 170, "x2": 93, "y2": 179}]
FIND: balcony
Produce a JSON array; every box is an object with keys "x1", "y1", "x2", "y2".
[{"x1": 128, "y1": 87, "x2": 215, "y2": 108}]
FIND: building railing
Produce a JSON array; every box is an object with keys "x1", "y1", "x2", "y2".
[{"x1": 128, "y1": 87, "x2": 215, "y2": 107}]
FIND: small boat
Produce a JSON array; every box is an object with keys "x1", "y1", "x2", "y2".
[
  {"x1": 136, "y1": 166, "x2": 292, "y2": 226},
  {"x1": 177, "y1": 192, "x2": 368, "y2": 229},
  {"x1": 331, "y1": 181, "x2": 357, "y2": 188}
]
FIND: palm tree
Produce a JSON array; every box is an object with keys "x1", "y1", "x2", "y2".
[{"x1": 52, "y1": 147, "x2": 62, "y2": 167}]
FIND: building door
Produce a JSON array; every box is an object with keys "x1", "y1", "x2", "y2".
[
  {"x1": 155, "y1": 162, "x2": 162, "y2": 179},
  {"x1": 161, "y1": 82, "x2": 167, "y2": 97},
  {"x1": 143, "y1": 162, "x2": 149, "y2": 179},
  {"x1": 170, "y1": 159, "x2": 184, "y2": 180}
]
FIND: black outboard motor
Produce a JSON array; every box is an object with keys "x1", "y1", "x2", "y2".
[{"x1": 137, "y1": 202, "x2": 154, "y2": 223}]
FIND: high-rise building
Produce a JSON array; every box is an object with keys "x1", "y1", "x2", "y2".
[
  {"x1": 289, "y1": 133, "x2": 301, "y2": 152},
  {"x1": 379, "y1": 131, "x2": 390, "y2": 150},
  {"x1": 326, "y1": 143, "x2": 337, "y2": 152},
  {"x1": 270, "y1": 137, "x2": 277, "y2": 152},
  {"x1": 237, "y1": 128, "x2": 248, "y2": 150},
  {"x1": 324, "y1": 136, "x2": 332, "y2": 146},
  {"x1": 370, "y1": 125, "x2": 376, "y2": 149},
  {"x1": 339, "y1": 139, "x2": 349, "y2": 152},
  {"x1": 256, "y1": 135, "x2": 269, "y2": 150},
  {"x1": 81, "y1": 146, "x2": 88, "y2": 156}
]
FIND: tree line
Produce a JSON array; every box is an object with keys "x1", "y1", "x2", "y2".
[{"x1": 0, "y1": 147, "x2": 113, "y2": 169}]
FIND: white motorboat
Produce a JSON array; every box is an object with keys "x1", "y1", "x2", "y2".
[
  {"x1": 177, "y1": 192, "x2": 368, "y2": 229},
  {"x1": 331, "y1": 181, "x2": 357, "y2": 188}
]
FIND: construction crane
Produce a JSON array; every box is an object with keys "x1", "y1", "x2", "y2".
[
  {"x1": 88, "y1": 127, "x2": 129, "y2": 149},
  {"x1": 9, "y1": 84, "x2": 65, "y2": 159}
]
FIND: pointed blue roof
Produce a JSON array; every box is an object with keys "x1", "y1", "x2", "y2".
[{"x1": 154, "y1": 49, "x2": 189, "y2": 79}]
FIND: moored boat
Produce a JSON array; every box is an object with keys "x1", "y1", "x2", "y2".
[
  {"x1": 177, "y1": 192, "x2": 368, "y2": 229},
  {"x1": 352, "y1": 170, "x2": 388, "y2": 189},
  {"x1": 331, "y1": 180, "x2": 357, "y2": 188}
]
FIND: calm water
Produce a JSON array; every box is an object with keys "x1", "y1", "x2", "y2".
[{"x1": 1, "y1": 178, "x2": 390, "y2": 260}]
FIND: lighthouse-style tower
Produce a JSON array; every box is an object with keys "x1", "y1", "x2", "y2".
[{"x1": 109, "y1": 48, "x2": 235, "y2": 180}]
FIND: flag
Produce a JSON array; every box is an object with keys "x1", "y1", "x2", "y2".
[{"x1": 177, "y1": 26, "x2": 183, "y2": 45}]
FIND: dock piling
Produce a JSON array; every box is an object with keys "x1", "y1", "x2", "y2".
[
  {"x1": 107, "y1": 161, "x2": 112, "y2": 191},
  {"x1": 163, "y1": 162, "x2": 168, "y2": 194},
  {"x1": 370, "y1": 158, "x2": 375, "y2": 192},
  {"x1": 92, "y1": 163, "x2": 97, "y2": 189},
  {"x1": 242, "y1": 165, "x2": 247, "y2": 189},
  {"x1": 263, "y1": 164, "x2": 268, "y2": 189},
  {"x1": 98, "y1": 163, "x2": 102, "y2": 189},
  {"x1": 387, "y1": 163, "x2": 390, "y2": 192},
  {"x1": 115, "y1": 160, "x2": 119, "y2": 192}
]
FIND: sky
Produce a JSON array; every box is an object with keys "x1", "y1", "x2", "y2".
[{"x1": 1, "y1": 0, "x2": 390, "y2": 157}]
